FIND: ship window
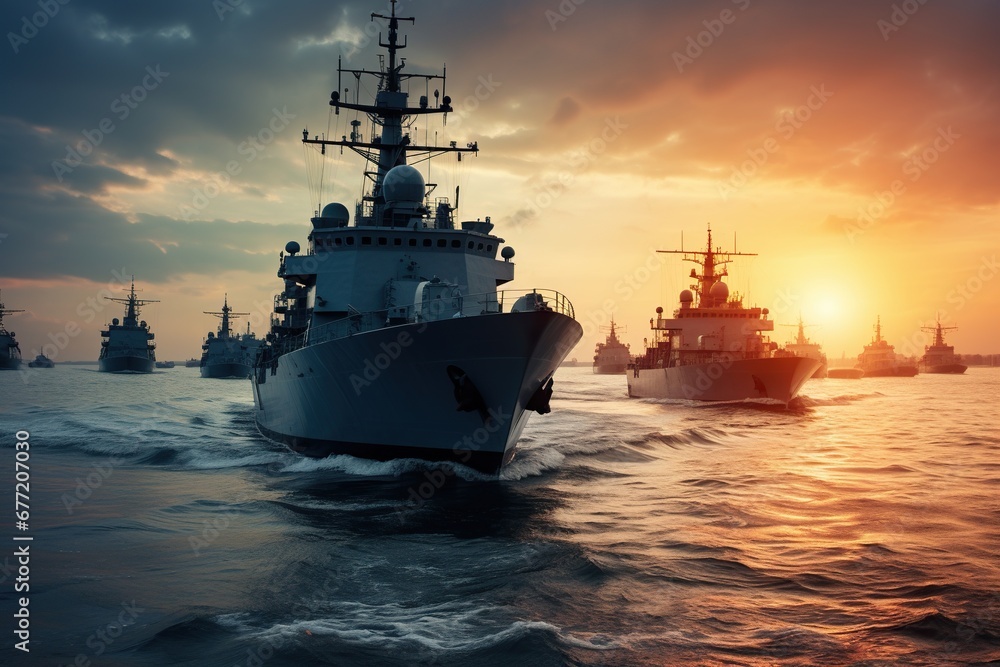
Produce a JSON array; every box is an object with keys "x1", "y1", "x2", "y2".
[
  {"x1": 334, "y1": 237, "x2": 343, "y2": 246},
  {"x1": 422, "y1": 239, "x2": 432, "y2": 247},
  {"x1": 477, "y1": 243, "x2": 484, "y2": 251},
  {"x1": 361, "y1": 236, "x2": 372, "y2": 245},
  {"x1": 378, "y1": 237, "x2": 388, "y2": 246},
  {"x1": 394, "y1": 238, "x2": 402, "y2": 246},
  {"x1": 409, "y1": 238, "x2": 417, "y2": 247},
  {"x1": 487, "y1": 244, "x2": 493, "y2": 252},
  {"x1": 451, "y1": 239, "x2": 461, "y2": 248},
  {"x1": 346, "y1": 237, "x2": 355, "y2": 245},
  {"x1": 467, "y1": 241, "x2": 475, "y2": 249},
  {"x1": 437, "y1": 239, "x2": 447, "y2": 248}
]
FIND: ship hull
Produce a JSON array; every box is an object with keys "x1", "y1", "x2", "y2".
[
  {"x1": 252, "y1": 310, "x2": 582, "y2": 475},
  {"x1": 919, "y1": 363, "x2": 967, "y2": 374},
  {"x1": 99, "y1": 355, "x2": 154, "y2": 373},
  {"x1": 201, "y1": 362, "x2": 251, "y2": 379},
  {"x1": 862, "y1": 366, "x2": 918, "y2": 377},
  {"x1": 0, "y1": 357, "x2": 21, "y2": 371},
  {"x1": 828, "y1": 368, "x2": 864, "y2": 379},
  {"x1": 627, "y1": 356, "x2": 820, "y2": 404}
]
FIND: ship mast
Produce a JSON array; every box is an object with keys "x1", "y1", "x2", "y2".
[
  {"x1": 204, "y1": 294, "x2": 249, "y2": 339},
  {"x1": 921, "y1": 315, "x2": 956, "y2": 348},
  {"x1": 302, "y1": 0, "x2": 478, "y2": 226},
  {"x1": 106, "y1": 277, "x2": 158, "y2": 327},
  {"x1": 657, "y1": 224, "x2": 757, "y2": 307},
  {"x1": 0, "y1": 290, "x2": 25, "y2": 336}
]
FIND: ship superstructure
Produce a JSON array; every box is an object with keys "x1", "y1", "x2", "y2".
[
  {"x1": 200, "y1": 296, "x2": 261, "y2": 378},
  {"x1": 0, "y1": 290, "x2": 24, "y2": 371},
  {"x1": 627, "y1": 227, "x2": 819, "y2": 403},
  {"x1": 919, "y1": 317, "x2": 967, "y2": 374},
  {"x1": 98, "y1": 278, "x2": 158, "y2": 374},
  {"x1": 855, "y1": 317, "x2": 918, "y2": 377},
  {"x1": 251, "y1": 1, "x2": 582, "y2": 474},
  {"x1": 593, "y1": 318, "x2": 630, "y2": 374}
]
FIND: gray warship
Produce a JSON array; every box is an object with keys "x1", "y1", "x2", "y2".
[
  {"x1": 252, "y1": 2, "x2": 583, "y2": 474},
  {"x1": 200, "y1": 296, "x2": 262, "y2": 378},
  {"x1": 98, "y1": 278, "x2": 158, "y2": 374}
]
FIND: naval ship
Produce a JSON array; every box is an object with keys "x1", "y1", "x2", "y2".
[
  {"x1": 98, "y1": 278, "x2": 158, "y2": 373},
  {"x1": 777, "y1": 317, "x2": 828, "y2": 378},
  {"x1": 200, "y1": 296, "x2": 261, "y2": 378},
  {"x1": 0, "y1": 291, "x2": 24, "y2": 371},
  {"x1": 627, "y1": 227, "x2": 820, "y2": 404},
  {"x1": 919, "y1": 317, "x2": 967, "y2": 374},
  {"x1": 855, "y1": 317, "x2": 918, "y2": 377},
  {"x1": 592, "y1": 318, "x2": 630, "y2": 374},
  {"x1": 251, "y1": 2, "x2": 583, "y2": 474}
]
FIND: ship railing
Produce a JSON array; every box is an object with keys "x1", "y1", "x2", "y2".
[{"x1": 263, "y1": 288, "x2": 576, "y2": 357}]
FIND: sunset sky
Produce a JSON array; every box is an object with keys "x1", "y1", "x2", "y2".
[{"x1": 2, "y1": 0, "x2": 998, "y2": 363}]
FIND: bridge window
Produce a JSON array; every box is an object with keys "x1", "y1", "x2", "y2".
[
  {"x1": 394, "y1": 238, "x2": 402, "y2": 246},
  {"x1": 437, "y1": 239, "x2": 447, "y2": 248},
  {"x1": 361, "y1": 236, "x2": 372, "y2": 245},
  {"x1": 468, "y1": 241, "x2": 475, "y2": 249},
  {"x1": 422, "y1": 239, "x2": 432, "y2": 247},
  {"x1": 409, "y1": 238, "x2": 417, "y2": 247},
  {"x1": 334, "y1": 237, "x2": 343, "y2": 246},
  {"x1": 346, "y1": 237, "x2": 355, "y2": 245},
  {"x1": 486, "y1": 244, "x2": 493, "y2": 252},
  {"x1": 451, "y1": 239, "x2": 461, "y2": 248},
  {"x1": 378, "y1": 237, "x2": 388, "y2": 246},
  {"x1": 477, "y1": 243, "x2": 484, "y2": 251}
]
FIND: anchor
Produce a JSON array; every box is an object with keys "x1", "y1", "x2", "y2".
[
  {"x1": 446, "y1": 365, "x2": 488, "y2": 422},
  {"x1": 526, "y1": 376, "x2": 554, "y2": 414}
]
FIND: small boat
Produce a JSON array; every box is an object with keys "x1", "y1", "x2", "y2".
[
  {"x1": 28, "y1": 354, "x2": 55, "y2": 368},
  {"x1": 827, "y1": 367, "x2": 864, "y2": 379},
  {"x1": 155, "y1": 360, "x2": 175, "y2": 369},
  {"x1": 184, "y1": 358, "x2": 200, "y2": 367}
]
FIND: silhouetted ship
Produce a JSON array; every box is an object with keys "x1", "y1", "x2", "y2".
[
  {"x1": 628, "y1": 227, "x2": 819, "y2": 404},
  {"x1": 184, "y1": 358, "x2": 200, "y2": 367},
  {"x1": 919, "y1": 317, "x2": 967, "y2": 374},
  {"x1": 592, "y1": 318, "x2": 630, "y2": 374},
  {"x1": 251, "y1": 1, "x2": 582, "y2": 474},
  {"x1": 855, "y1": 317, "x2": 918, "y2": 377},
  {"x1": 98, "y1": 278, "x2": 158, "y2": 374},
  {"x1": 200, "y1": 296, "x2": 261, "y2": 378},
  {"x1": 28, "y1": 354, "x2": 55, "y2": 368},
  {"x1": 0, "y1": 291, "x2": 24, "y2": 371},
  {"x1": 777, "y1": 316, "x2": 828, "y2": 378},
  {"x1": 155, "y1": 360, "x2": 175, "y2": 369}
]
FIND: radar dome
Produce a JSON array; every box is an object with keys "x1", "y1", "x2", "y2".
[
  {"x1": 382, "y1": 165, "x2": 425, "y2": 203},
  {"x1": 679, "y1": 289, "x2": 694, "y2": 303},
  {"x1": 285, "y1": 241, "x2": 301, "y2": 255},
  {"x1": 320, "y1": 202, "x2": 350, "y2": 223},
  {"x1": 501, "y1": 246, "x2": 515, "y2": 260},
  {"x1": 709, "y1": 281, "x2": 729, "y2": 300},
  {"x1": 112, "y1": 318, "x2": 119, "y2": 326}
]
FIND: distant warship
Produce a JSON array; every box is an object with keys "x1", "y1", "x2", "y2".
[
  {"x1": 200, "y1": 296, "x2": 261, "y2": 378},
  {"x1": 592, "y1": 318, "x2": 630, "y2": 374},
  {"x1": 0, "y1": 290, "x2": 24, "y2": 371},
  {"x1": 98, "y1": 278, "x2": 158, "y2": 374},
  {"x1": 919, "y1": 317, "x2": 967, "y2": 374},
  {"x1": 855, "y1": 317, "x2": 918, "y2": 377},
  {"x1": 628, "y1": 227, "x2": 819, "y2": 404}
]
